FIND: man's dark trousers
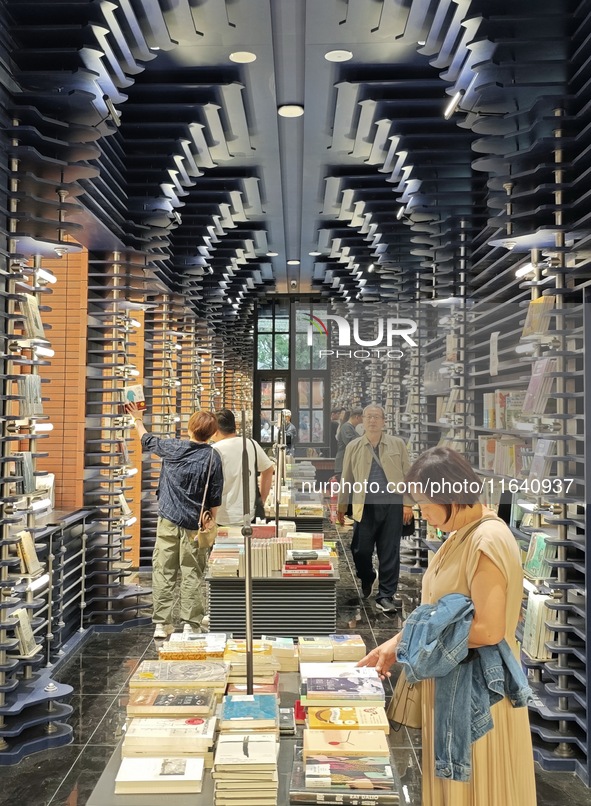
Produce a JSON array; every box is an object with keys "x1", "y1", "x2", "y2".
[{"x1": 351, "y1": 498, "x2": 403, "y2": 599}]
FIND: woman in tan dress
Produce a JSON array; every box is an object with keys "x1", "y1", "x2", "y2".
[{"x1": 358, "y1": 447, "x2": 537, "y2": 806}]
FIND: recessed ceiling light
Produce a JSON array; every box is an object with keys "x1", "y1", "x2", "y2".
[
  {"x1": 325, "y1": 50, "x2": 353, "y2": 62},
  {"x1": 278, "y1": 105, "x2": 304, "y2": 118},
  {"x1": 287, "y1": 259, "x2": 300, "y2": 266},
  {"x1": 418, "y1": 40, "x2": 426, "y2": 46},
  {"x1": 229, "y1": 51, "x2": 257, "y2": 64},
  {"x1": 309, "y1": 250, "x2": 322, "y2": 256},
  {"x1": 266, "y1": 250, "x2": 278, "y2": 257}
]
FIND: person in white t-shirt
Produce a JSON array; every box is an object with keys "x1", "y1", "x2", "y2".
[{"x1": 212, "y1": 409, "x2": 274, "y2": 526}]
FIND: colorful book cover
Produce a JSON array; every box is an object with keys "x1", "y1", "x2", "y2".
[
  {"x1": 290, "y1": 762, "x2": 399, "y2": 804},
  {"x1": 127, "y1": 688, "x2": 216, "y2": 715},
  {"x1": 220, "y1": 694, "x2": 279, "y2": 725},
  {"x1": 130, "y1": 660, "x2": 229, "y2": 687},
  {"x1": 303, "y1": 729, "x2": 389, "y2": 760},
  {"x1": 304, "y1": 756, "x2": 395, "y2": 789},
  {"x1": 307, "y1": 706, "x2": 389, "y2": 733}
]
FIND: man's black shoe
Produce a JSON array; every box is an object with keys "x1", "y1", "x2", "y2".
[
  {"x1": 375, "y1": 596, "x2": 398, "y2": 614},
  {"x1": 361, "y1": 572, "x2": 377, "y2": 599}
]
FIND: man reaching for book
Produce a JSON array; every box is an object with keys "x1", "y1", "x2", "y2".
[{"x1": 126, "y1": 401, "x2": 223, "y2": 638}]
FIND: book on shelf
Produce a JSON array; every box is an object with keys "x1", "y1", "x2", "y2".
[
  {"x1": 478, "y1": 435, "x2": 498, "y2": 472},
  {"x1": 521, "y1": 591, "x2": 555, "y2": 661},
  {"x1": 521, "y1": 295, "x2": 555, "y2": 340},
  {"x1": 122, "y1": 716, "x2": 217, "y2": 756},
  {"x1": 117, "y1": 492, "x2": 132, "y2": 518},
  {"x1": 14, "y1": 452, "x2": 35, "y2": 495},
  {"x1": 527, "y1": 439, "x2": 556, "y2": 484},
  {"x1": 15, "y1": 530, "x2": 43, "y2": 577},
  {"x1": 521, "y1": 357, "x2": 557, "y2": 416},
  {"x1": 492, "y1": 437, "x2": 527, "y2": 478},
  {"x1": 116, "y1": 438, "x2": 130, "y2": 465},
  {"x1": 123, "y1": 383, "x2": 147, "y2": 410},
  {"x1": 445, "y1": 334, "x2": 458, "y2": 363},
  {"x1": 303, "y1": 729, "x2": 389, "y2": 761},
  {"x1": 12, "y1": 607, "x2": 39, "y2": 656},
  {"x1": 279, "y1": 707, "x2": 296, "y2": 736},
  {"x1": 523, "y1": 532, "x2": 557, "y2": 581},
  {"x1": 219, "y1": 693, "x2": 279, "y2": 732},
  {"x1": 297, "y1": 637, "x2": 334, "y2": 663},
  {"x1": 289, "y1": 761, "x2": 400, "y2": 804},
  {"x1": 129, "y1": 660, "x2": 230, "y2": 690},
  {"x1": 114, "y1": 756, "x2": 205, "y2": 795},
  {"x1": 307, "y1": 706, "x2": 389, "y2": 733},
  {"x1": 20, "y1": 293, "x2": 46, "y2": 341},
  {"x1": 126, "y1": 688, "x2": 217, "y2": 717},
  {"x1": 482, "y1": 392, "x2": 496, "y2": 429},
  {"x1": 505, "y1": 390, "x2": 528, "y2": 430},
  {"x1": 17, "y1": 374, "x2": 43, "y2": 418}
]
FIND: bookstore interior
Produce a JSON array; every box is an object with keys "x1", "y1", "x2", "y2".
[{"x1": 1, "y1": 0, "x2": 591, "y2": 804}]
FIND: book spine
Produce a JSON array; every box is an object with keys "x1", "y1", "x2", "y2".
[{"x1": 289, "y1": 791, "x2": 399, "y2": 805}]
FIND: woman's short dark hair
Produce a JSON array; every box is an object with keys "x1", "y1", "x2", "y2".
[
  {"x1": 405, "y1": 446, "x2": 481, "y2": 522},
  {"x1": 188, "y1": 410, "x2": 218, "y2": 442},
  {"x1": 215, "y1": 408, "x2": 236, "y2": 434}
]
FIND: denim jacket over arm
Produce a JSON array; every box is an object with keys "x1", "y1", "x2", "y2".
[{"x1": 397, "y1": 593, "x2": 532, "y2": 782}]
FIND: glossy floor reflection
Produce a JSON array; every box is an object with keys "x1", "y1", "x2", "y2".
[{"x1": 0, "y1": 522, "x2": 589, "y2": 804}]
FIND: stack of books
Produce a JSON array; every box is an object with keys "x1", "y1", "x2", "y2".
[
  {"x1": 159, "y1": 632, "x2": 227, "y2": 661},
  {"x1": 227, "y1": 673, "x2": 279, "y2": 695},
  {"x1": 126, "y1": 688, "x2": 217, "y2": 719},
  {"x1": 283, "y1": 549, "x2": 334, "y2": 577},
  {"x1": 299, "y1": 668, "x2": 386, "y2": 709},
  {"x1": 306, "y1": 705, "x2": 389, "y2": 733},
  {"x1": 122, "y1": 715, "x2": 218, "y2": 767},
  {"x1": 213, "y1": 733, "x2": 279, "y2": 806},
  {"x1": 223, "y1": 640, "x2": 281, "y2": 685},
  {"x1": 329, "y1": 634, "x2": 366, "y2": 661},
  {"x1": 115, "y1": 757, "x2": 206, "y2": 795},
  {"x1": 261, "y1": 635, "x2": 299, "y2": 672},
  {"x1": 286, "y1": 532, "x2": 324, "y2": 550},
  {"x1": 129, "y1": 660, "x2": 230, "y2": 702},
  {"x1": 297, "y1": 637, "x2": 334, "y2": 663},
  {"x1": 219, "y1": 693, "x2": 280, "y2": 737},
  {"x1": 293, "y1": 731, "x2": 398, "y2": 801}
]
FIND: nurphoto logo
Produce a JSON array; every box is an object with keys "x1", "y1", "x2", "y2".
[{"x1": 302, "y1": 310, "x2": 418, "y2": 360}]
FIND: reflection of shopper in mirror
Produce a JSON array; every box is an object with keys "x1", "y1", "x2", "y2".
[
  {"x1": 125, "y1": 401, "x2": 223, "y2": 639},
  {"x1": 337, "y1": 404, "x2": 413, "y2": 614},
  {"x1": 283, "y1": 409, "x2": 297, "y2": 455},
  {"x1": 335, "y1": 408, "x2": 363, "y2": 479},
  {"x1": 260, "y1": 419, "x2": 271, "y2": 442}
]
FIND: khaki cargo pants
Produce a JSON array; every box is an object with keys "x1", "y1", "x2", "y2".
[{"x1": 152, "y1": 516, "x2": 208, "y2": 629}]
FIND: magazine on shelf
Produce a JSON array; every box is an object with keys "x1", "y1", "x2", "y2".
[
  {"x1": 521, "y1": 295, "x2": 555, "y2": 340},
  {"x1": 523, "y1": 532, "x2": 557, "y2": 581},
  {"x1": 17, "y1": 374, "x2": 43, "y2": 418},
  {"x1": 527, "y1": 439, "x2": 556, "y2": 484},
  {"x1": 15, "y1": 530, "x2": 43, "y2": 577},
  {"x1": 12, "y1": 607, "x2": 39, "y2": 656},
  {"x1": 20, "y1": 293, "x2": 46, "y2": 341},
  {"x1": 521, "y1": 591, "x2": 555, "y2": 661},
  {"x1": 521, "y1": 358, "x2": 557, "y2": 416}
]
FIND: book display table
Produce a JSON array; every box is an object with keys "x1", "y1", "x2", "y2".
[
  {"x1": 206, "y1": 572, "x2": 339, "y2": 638},
  {"x1": 87, "y1": 674, "x2": 301, "y2": 806}
]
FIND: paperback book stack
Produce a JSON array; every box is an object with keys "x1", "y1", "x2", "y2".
[
  {"x1": 288, "y1": 730, "x2": 399, "y2": 805},
  {"x1": 329, "y1": 634, "x2": 366, "y2": 662},
  {"x1": 223, "y1": 640, "x2": 281, "y2": 685},
  {"x1": 159, "y1": 632, "x2": 227, "y2": 661},
  {"x1": 213, "y1": 732, "x2": 279, "y2": 806},
  {"x1": 129, "y1": 660, "x2": 230, "y2": 702},
  {"x1": 298, "y1": 636, "x2": 334, "y2": 663},
  {"x1": 115, "y1": 757, "x2": 206, "y2": 795},
  {"x1": 126, "y1": 688, "x2": 217, "y2": 719},
  {"x1": 121, "y1": 714, "x2": 218, "y2": 767},
  {"x1": 219, "y1": 693, "x2": 280, "y2": 737},
  {"x1": 287, "y1": 532, "x2": 324, "y2": 550},
  {"x1": 283, "y1": 549, "x2": 335, "y2": 577},
  {"x1": 300, "y1": 669, "x2": 385, "y2": 710},
  {"x1": 261, "y1": 635, "x2": 299, "y2": 672}
]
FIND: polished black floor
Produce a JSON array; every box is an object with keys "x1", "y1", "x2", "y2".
[{"x1": 1, "y1": 524, "x2": 589, "y2": 805}]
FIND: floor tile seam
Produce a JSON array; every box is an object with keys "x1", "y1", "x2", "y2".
[{"x1": 46, "y1": 634, "x2": 154, "y2": 804}]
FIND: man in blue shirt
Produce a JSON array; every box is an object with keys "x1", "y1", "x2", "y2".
[{"x1": 126, "y1": 402, "x2": 223, "y2": 637}]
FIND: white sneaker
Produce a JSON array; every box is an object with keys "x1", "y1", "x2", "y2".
[
  {"x1": 182, "y1": 623, "x2": 201, "y2": 635},
  {"x1": 153, "y1": 623, "x2": 172, "y2": 639},
  {"x1": 200, "y1": 615, "x2": 210, "y2": 631}
]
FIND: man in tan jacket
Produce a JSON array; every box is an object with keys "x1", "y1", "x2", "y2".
[{"x1": 337, "y1": 404, "x2": 413, "y2": 613}]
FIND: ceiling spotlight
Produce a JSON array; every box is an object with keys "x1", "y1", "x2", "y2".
[
  {"x1": 309, "y1": 250, "x2": 322, "y2": 256},
  {"x1": 418, "y1": 40, "x2": 426, "y2": 46},
  {"x1": 515, "y1": 262, "x2": 534, "y2": 278},
  {"x1": 396, "y1": 206, "x2": 405, "y2": 220},
  {"x1": 368, "y1": 264, "x2": 375, "y2": 273},
  {"x1": 287, "y1": 259, "x2": 300, "y2": 266},
  {"x1": 278, "y1": 105, "x2": 304, "y2": 118},
  {"x1": 266, "y1": 251, "x2": 278, "y2": 257},
  {"x1": 229, "y1": 51, "x2": 257, "y2": 64},
  {"x1": 325, "y1": 50, "x2": 353, "y2": 62}
]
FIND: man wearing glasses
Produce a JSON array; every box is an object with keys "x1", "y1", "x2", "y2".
[{"x1": 337, "y1": 404, "x2": 413, "y2": 613}]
